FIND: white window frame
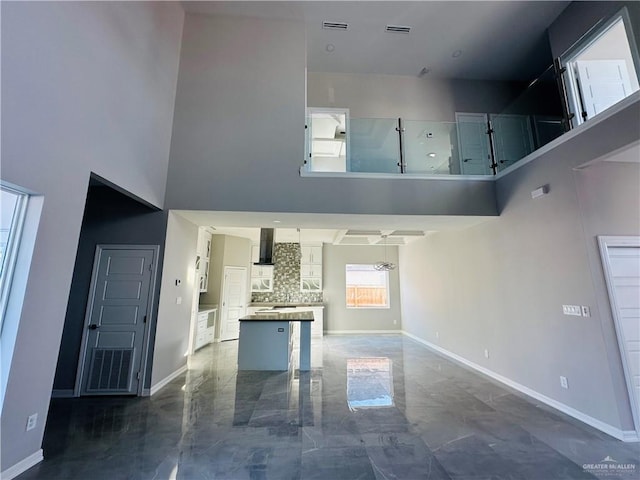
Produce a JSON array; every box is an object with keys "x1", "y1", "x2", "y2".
[
  {"x1": 560, "y1": 7, "x2": 640, "y2": 127},
  {"x1": 345, "y1": 264, "x2": 390, "y2": 309},
  {"x1": 0, "y1": 184, "x2": 28, "y2": 331}
]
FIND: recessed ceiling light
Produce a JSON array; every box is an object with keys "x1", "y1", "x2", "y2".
[
  {"x1": 428, "y1": 152, "x2": 437, "y2": 158},
  {"x1": 325, "y1": 44, "x2": 335, "y2": 52},
  {"x1": 273, "y1": 220, "x2": 281, "y2": 224},
  {"x1": 452, "y1": 50, "x2": 463, "y2": 58}
]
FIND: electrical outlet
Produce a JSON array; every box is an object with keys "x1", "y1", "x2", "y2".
[
  {"x1": 560, "y1": 376, "x2": 569, "y2": 389},
  {"x1": 176, "y1": 297, "x2": 182, "y2": 305},
  {"x1": 581, "y1": 306, "x2": 591, "y2": 317},
  {"x1": 484, "y1": 349, "x2": 490, "y2": 359},
  {"x1": 562, "y1": 305, "x2": 582, "y2": 316},
  {"x1": 26, "y1": 413, "x2": 37, "y2": 431},
  {"x1": 436, "y1": 332, "x2": 439, "y2": 339}
]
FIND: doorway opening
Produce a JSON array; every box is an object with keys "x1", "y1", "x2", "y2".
[{"x1": 561, "y1": 7, "x2": 640, "y2": 127}]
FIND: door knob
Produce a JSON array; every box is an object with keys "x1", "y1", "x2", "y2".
[{"x1": 88, "y1": 324, "x2": 99, "y2": 330}]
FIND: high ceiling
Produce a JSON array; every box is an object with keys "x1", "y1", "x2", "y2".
[
  {"x1": 182, "y1": 1, "x2": 570, "y2": 81},
  {"x1": 177, "y1": 1, "x2": 570, "y2": 243}
]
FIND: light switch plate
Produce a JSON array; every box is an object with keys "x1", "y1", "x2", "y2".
[{"x1": 581, "y1": 306, "x2": 591, "y2": 317}]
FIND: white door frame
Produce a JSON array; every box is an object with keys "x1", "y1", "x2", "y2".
[
  {"x1": 73, "y1": 244, "x2": 159, "y2": 397},
  {"x1": 598, "y1": 235, "x2": 640, "y2": 435}
]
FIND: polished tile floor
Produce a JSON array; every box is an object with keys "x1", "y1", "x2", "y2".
[{"x1": 20, "y1": 335, "x2": 639, "y2": 479}]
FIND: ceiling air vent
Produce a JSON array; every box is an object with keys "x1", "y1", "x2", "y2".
[
  {"x1": 323, "y1": 21, "x2": 348, "y2": 31},
  {"x1": 385, "y1": 24, "x2": 411, "y2": 34}
]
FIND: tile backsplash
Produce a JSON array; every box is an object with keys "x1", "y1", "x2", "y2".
[{"x1": 251, "y1": 243, "x2": 323, "y2": 303}]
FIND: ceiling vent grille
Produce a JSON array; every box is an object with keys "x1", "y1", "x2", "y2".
[
  {"x1": 323, "y1": 21, "x2": 349, "y2": 31},
  {"x1": 385, "y1": 25, "x2": 411, "y2": 34}
]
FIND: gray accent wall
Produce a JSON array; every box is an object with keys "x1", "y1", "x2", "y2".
[
  {"x1": 323, "y1": 245, "x2": 401, "y2": 333},
  {"x1": 164, "y1": 13, "x2": 497, "y2": 217},
  {"x1": 1, "y1": 1, "x2": 184, "y2": 471},
  {"x1": 54, "y1": 182, "x2": 168, "y2": 393},
  {"x1": 399, "y1": 103, "x2": 640, "y2": 432}
]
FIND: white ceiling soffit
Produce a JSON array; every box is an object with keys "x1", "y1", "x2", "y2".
[
  {"x1": 175, "y1": 210, "x2": 495, "y2": 244},
  {"x1": 181, "y1": 1, "x2": 570, "y2": 81}
]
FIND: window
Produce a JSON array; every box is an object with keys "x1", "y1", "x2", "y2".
[
  {"x1": 0, "y1": 185, "x2": 28, "y2": 329},
  {"x1": 561, "y1": 8, "x2": 640, "y2": 127},
  {"x1": 345, "y1": 264, "x2": 389, "y2": 308}
]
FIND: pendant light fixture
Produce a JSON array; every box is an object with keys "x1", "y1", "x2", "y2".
[{"x1": 374, "y1": 235, "x2": 396, "y2": 271}]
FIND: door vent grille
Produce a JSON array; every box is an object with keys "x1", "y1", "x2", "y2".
[
  {"x1": 87, "y1": 348, "x2": 133, "y2": 392},
  {"x1": 385, "y1": 25, "x2": 411, "y2": 34},
  {"x1": 323, "y1": 21, "x2": 349, "y2": 30}
]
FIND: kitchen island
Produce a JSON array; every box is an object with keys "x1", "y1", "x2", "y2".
[{"x1": 238, "y1": 310, "x2": 314, "y2": 371}]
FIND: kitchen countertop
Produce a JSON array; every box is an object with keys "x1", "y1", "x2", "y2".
[
  {"x1": 198, "y1": 304, "x2": 218, "y2": 313},
  {"x1": 240, "y1": 311, "x2": 314, "y2": 322}
]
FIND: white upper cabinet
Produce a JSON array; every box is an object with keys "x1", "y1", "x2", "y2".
[
  {"x1": 250, "y1": 244, "x2": 274, "y2": 292},
  {"x1": 300, "y1": 244, "x2": 322, "y2": 292},
  {"x1": 301, "y1": 245, "x2": 322, "y2": 265},
  {"x1": 196, "y1": 228, "x2": 212, "y2": 293}
]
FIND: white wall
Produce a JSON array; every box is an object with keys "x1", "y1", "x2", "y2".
[
  {"x1": 164, "y1": 14, "x2": 497, "y2": 217},
  {"x1": 323, "y1": 245, "x2": 401, "y2": 332},
  {"x1": 0, "y1": 1, "x2": 184, "y2": 472},
  {"x1": 399, "y1": 105, "x2": 640, "y2": 437},
  {"x1": 307, "y1": 72, "x2": 521, "y2": 120},
  {"x1": 152, "y1": 212, "x2": 197, "y2": 388}
]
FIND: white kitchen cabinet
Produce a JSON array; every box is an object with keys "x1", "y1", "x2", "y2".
[
  {"x1": 250, "y1": 245, "x2": 274, "y2": 292},
  {"x1": 195, "y1": 308, "x2": 217, "y2": 350},
  {"x1": 196, "y1": 229, "x2": 213, "y2": 293},
  {"x1": 310, "y1": 307, "x2": 324, "y2": 337},
  {"x1": 300, "y1": 244, "x2": 322, "y2": 292},
  {"x1": 301, "y1": 245, "x2": 322, "y2": 265}
]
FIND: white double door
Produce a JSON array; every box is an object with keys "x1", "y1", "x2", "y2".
[{"x1": 219, "y1": 266, "x2": 247, "y2": 341}]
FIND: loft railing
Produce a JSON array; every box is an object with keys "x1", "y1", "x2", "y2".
[{"x1": 305, "y1": 64, "x2": 571, "y2": 177}]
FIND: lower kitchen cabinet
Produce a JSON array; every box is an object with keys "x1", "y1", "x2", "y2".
[{"x1": 195, "y1": 308, "x2": 217, "y2": 350}]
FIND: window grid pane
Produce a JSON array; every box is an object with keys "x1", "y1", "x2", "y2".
[{"x1": 346, "y1": 264, "x2": 389, "y2": 308}]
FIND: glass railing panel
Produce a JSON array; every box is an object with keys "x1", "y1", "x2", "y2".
[
  {"x1": 493, "y1": 65, "x2": 567, "y2": 172},
  {"x1": 456, "y1": 119, "x2": 493, "y2": 175},
  {"x1": 349, "y1": 118, "x2": 400, "y2": 173},
  {"x1": 404, "y1": 121, "x2": 484, "y2": 175}
]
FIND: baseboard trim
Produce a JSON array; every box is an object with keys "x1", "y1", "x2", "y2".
[
  {"x1": 402, "y1": 331, "x2": 639, "y2": 443},
  {"x1": 51, "y1": 389, "x2": 74, "y2": 398},
  {"x1": 326, "y1": 330, "x2": 402, "y2": 335},
  {"x1": 1, "y1": 449, "x2": 43, "y2": 480},
  {"x1": 149, "y1": 364, "x2": 188, "y2": 396}
]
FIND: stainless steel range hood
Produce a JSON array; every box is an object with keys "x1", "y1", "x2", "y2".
[{"x1": 254, "y1": 228, "x2": 275, "y2": 265}]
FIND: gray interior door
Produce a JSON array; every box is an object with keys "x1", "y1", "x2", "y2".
[{"x1": 79, "y1": 246, "x2": 155, "y2": 395}]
